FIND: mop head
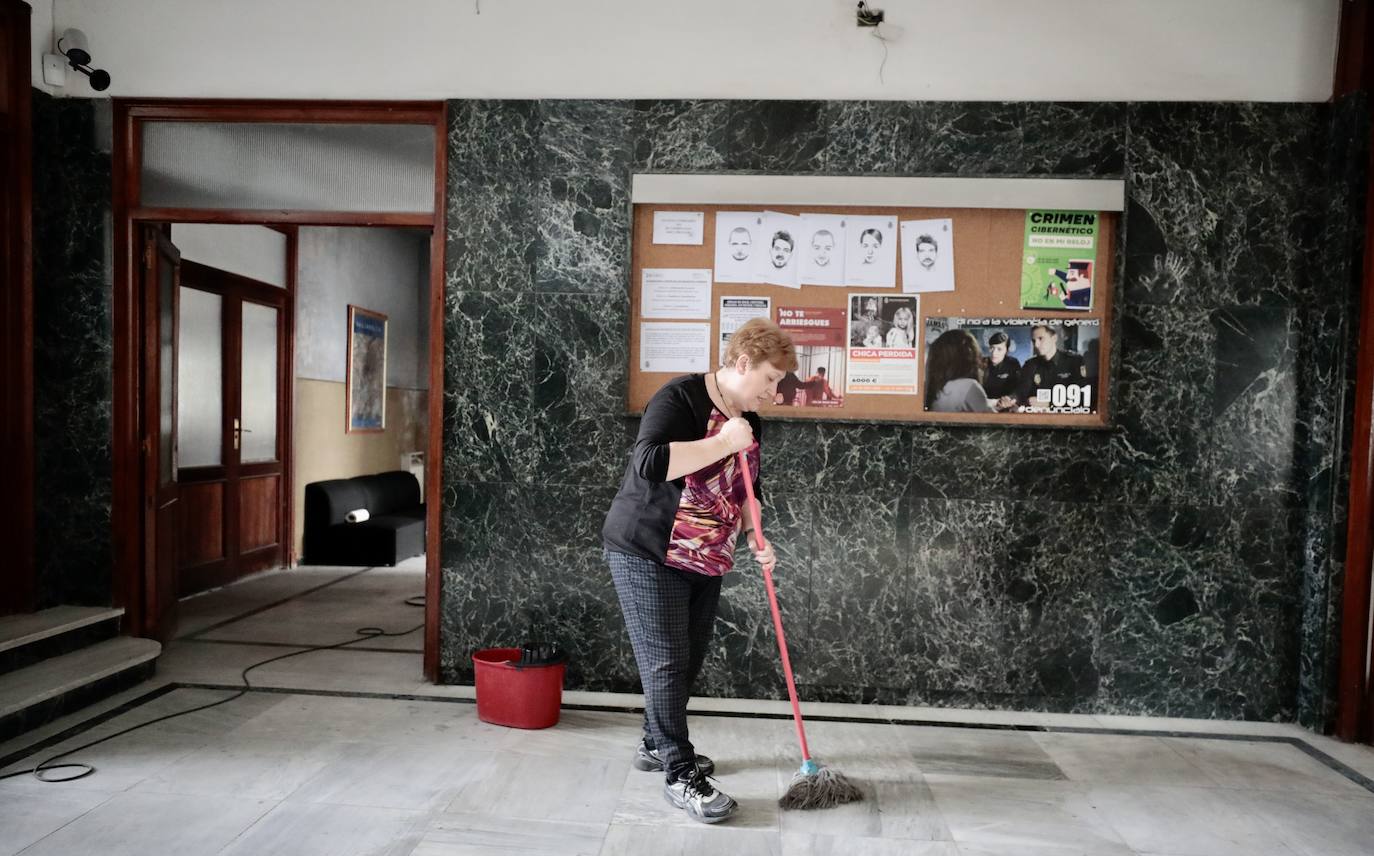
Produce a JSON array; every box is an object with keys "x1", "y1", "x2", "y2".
[{"x1": 779, "y1": 764, "x2": 864, "y2": 810}]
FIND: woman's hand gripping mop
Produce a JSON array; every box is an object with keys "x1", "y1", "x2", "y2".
[{"x1": 738, "y1": 451, "x2": 864, "y2": 810}]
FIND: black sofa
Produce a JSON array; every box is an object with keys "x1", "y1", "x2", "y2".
[{"x1": 303, "y1": 471, "x2": 425, "y2": 566}]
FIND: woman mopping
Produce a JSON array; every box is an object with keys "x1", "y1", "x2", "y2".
[{"x1": 602, "y1": 318, "x2": 797, "y2": 824}]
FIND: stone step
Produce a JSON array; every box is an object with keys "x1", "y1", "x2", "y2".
[
  {"x1": 0, "y1": 636, "x2": 160, "y2": 742},
  {"x1": 0, "y1": 607, "x2": 125, "y2": 676}
]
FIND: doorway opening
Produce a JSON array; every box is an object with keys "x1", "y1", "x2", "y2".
[{"x1": 112, "y1": 102, "x2": 446, "y2": 682}]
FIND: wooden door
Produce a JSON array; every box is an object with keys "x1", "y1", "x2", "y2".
[
  {"x1": 1365, "y1": 583, "x2": 1374, "y2": 743},
  {"x1": 141, "y1": 227, "x2": 180, "y2": 641},
  {"x1": 177, "y1": 260, "x2": 290, "y2": 596},
  {"x1": 0, "y1": 0, "x2": 35, "y2": 615}
]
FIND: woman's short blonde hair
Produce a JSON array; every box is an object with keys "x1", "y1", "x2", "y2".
[{"x1": 723, "y1": 318, "x2": 799, "y2": 372}]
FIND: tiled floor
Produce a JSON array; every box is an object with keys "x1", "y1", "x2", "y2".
[{"x1": 2, "y1": 561, "x2": 1373, "y2": 855}]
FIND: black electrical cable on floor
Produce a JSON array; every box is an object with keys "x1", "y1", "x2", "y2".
[{"x1": 0, "y1": 596, "x2": 427, "y2": 784}]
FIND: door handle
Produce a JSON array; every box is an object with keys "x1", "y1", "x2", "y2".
[{"x1": 233, "y1": 418, "x2": 254, "y2": 451}]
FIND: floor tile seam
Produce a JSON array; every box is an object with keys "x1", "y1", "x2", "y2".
[
  {"x1": 606, "y1": 816, "x2": 790, "y2": 835},
  {"x1": 162, "y1": 688, "x2": 1340, "y2": 742},
  {"x1": 7, "y1": 681, "x2": 1374, "y2": 804},
  {"x1": 603, "y1": 758, "x2": 636, "y2": 849},
  {"x1": 128, "y1": 780, "x2": 296, "y2": 802},
  {"x1": 275, "y1": 790, "x2": 460, "y2": 813},
  {"x1": 177, "y1": 682, "x2": 458, "y2": 702},
  {"x1": 922, "y1": 814, "x2": 1132, "y2": 855},
  {"x1": 1047, "y1": 778, "x2": 1332, "y2": 856},
  {"x1": 0, "y1": 683, "x2": 182, "y2": 771},
  {"x1": 178, "y1": 566, "x2": 379, "y2": 641},
  {"x1": 1057, "y1": 733, "x2": 1234, "y2": 791},
  {"x1": 1282, "y1": 735, "x2": 1374, "y2": 789},
  {"x1": 1148, "y1": 730, "x2": 1223, "y2": 788},
  {"x1": 1023, "y1": 777, "x2": 1374, "y2": 797},
  {"x1": 206, "y1": 797, "x2": 282, "y2": 856},
  {"x1": 943, "y1": 785, "x2": 1139, "y2": 852},
  {"x1": 176, "y1": 684, "x2": 1374, "y2": 759},
  {"x1": 1134, "y1": 773, "x2": 1364, "y2": 796},
  {"x1": 565, "y1": 709, "x2": 1374, "y2": 798},
  {"x1": 462, "y1": 745, "x2": 639, "y2": 766},
  {"x1": 1252, "y1": 817, "x2": 1354, "y2": 856},
  {"x1": 178, "y1": 639, "x2": 424, "y2": 654},
  {"x1": 6, "y1": 787, "x2": 124, "y2": 856},
  {"x1": 1108, "y1": 794, "x2": 1313, "y2": 856}
]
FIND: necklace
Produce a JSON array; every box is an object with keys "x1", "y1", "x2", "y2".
[{"x1": 708, "y1": 370, "x2": 738, "y2": 420}]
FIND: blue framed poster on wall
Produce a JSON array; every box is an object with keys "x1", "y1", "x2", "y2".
[{"x1": 346, "y1": 305, "x2": 388, "y2": 433}]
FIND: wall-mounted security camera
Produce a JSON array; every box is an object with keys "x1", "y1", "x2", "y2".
[
  {"x1": 55, "y1": 28, "x2": 111, "y2": 92},
  {"x1": 856, "y1": 2, "x2": 885, "y2": 27}
]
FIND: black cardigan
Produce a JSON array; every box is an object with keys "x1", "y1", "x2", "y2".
[{"x1": 602, "y1": 373, "x2": 763, "y2": 564}]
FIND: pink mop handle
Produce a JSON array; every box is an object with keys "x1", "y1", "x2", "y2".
[{"x1": 738, "y1": 450, "x2": 812, "y2": 763}]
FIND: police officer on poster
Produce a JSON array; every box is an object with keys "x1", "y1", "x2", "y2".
[
  {"x1": 1013, "y1": 324, "x2": 1087, "y2": 409},
  {"x1": 982, "y1": 330, "x2": 1021, "y2": 404}
]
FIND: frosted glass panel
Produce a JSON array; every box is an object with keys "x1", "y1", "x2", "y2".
[
  {"x1": 241, "y1": 303, "x2": 279, "y2": 463},
  {"x1": 141, "y1": 122, "x2": 435, "y2": 212},
  {"x1": 177, "y1": 288, "x2": 223, "y2": 467},
  {"x1": 159, "y1": 257, "x2": 177, "y2": 483},
  {"x1": 170, "y1": 224, "x2": 287, "y2": 287}
]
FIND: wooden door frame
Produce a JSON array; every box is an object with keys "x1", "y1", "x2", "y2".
[
  {"x1": 176, "y1": 257, "x2": 294, "y2": 596},
  {"x1": 1335, "y1": 0, "x2": 1374, "y2": 744},
  {"x1": 112, "y1": 100, "x2": 447, "y2": 682},
  {"x1": 1336, "y1": 122, "x2": 1374, "y2": 742},
  {"x1": 0, "y1": 0, "x2": 35, "y2": 615},
  {"x1": 141, "y1": 228, "x2": 181, "y2": 641}
]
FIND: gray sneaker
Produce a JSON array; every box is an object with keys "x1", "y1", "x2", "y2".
[
  {"x1": 663, "y1": 767, "x2": 737, "y2": 824},
  {"x1": 633, "y1": 739, "x2": 715, "y2": 777}
]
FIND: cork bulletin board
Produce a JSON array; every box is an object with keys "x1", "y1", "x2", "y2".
[{"x1": 627, "y1": 196, "x2": 1119, "y2": 429}]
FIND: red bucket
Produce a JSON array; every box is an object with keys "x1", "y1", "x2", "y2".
[{"x1": 472, "y1": 647, "x2": 565, "y2": 729}]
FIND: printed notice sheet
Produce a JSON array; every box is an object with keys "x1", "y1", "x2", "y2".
[
  {"x1": 640, "y1": 322, "x2": 711, "y2": 373},
  {"x1": 652, "y1": 211, "x2": 705, "y2": 245},
  {"x1": 718, "y1": 296, "x2": 772, "y2": 367},
  {"x1": 641, "y1": 268, "x2": 712, "y2": 319}
]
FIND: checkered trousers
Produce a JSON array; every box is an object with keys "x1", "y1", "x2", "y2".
[{"x1": 606, "y1": 549, "x2": 723, "y2": 778}]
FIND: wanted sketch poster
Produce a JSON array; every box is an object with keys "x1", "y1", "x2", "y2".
[
  {"x1": 713, "y1": 211, "x2": 764, "y2": 283},
  {"x1": 900, "y1": 218, "x2": 955, "y2": 294},
  {"x1": 844, "y1": 215, "x2": 898, "y2": 288},
  {"x1": 798, "y1": 213, "x2": 846, "y2": 286},
  {"x1": 755, "y1": 212, "x2": 802, "y2": 288},
  {"x1": 846, "y1": 294, "x2": 919, "y2": 396},
  {"x1": 922, "y1": 317, "x2": 1100, "y2": 414},
  {"x1": 775, "y1": 306, "x2": 845, "y2": 407},
  {"x1": 718, "y1": 296, "x2": 771, "y2": 367},
  {"x1": 1020, "y1": 210, "x2": 1098, "y2": 310}
]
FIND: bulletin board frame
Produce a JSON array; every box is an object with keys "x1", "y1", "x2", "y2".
[{"x1": 626, "y1": 195, "x2": 1119, "y2": 430}]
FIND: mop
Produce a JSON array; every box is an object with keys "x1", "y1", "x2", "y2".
[{"x1": 738, "y1": 451, "x2": 864, "y2": 810}]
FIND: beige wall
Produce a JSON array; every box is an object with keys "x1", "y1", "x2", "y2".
[
  {"x1": 292, "y1": 378, "x2": 428, "y2": 560},
  {"x1": 45, "y1": 1, "x2": 1343, "y2": 102}
]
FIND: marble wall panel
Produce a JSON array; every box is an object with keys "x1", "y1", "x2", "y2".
[
  {"x1": 31, "y1": 92, "x2": 113, "y2": 608},
  {"x1": 101, "y1": 95, "x2": 1350, "y2": 727},
  {"x1": 30, "y1": 91, "x2": 1358, "y2": 724}
]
